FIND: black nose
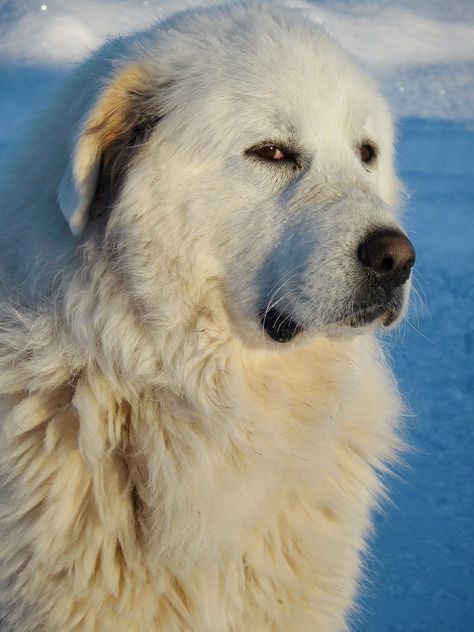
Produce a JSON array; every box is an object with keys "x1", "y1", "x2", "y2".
[{"x1": 358, "y1": 229, "x2": 415, "y2": 290}]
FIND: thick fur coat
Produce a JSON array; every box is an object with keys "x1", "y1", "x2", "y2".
[{"x1": 0, "y1": 3, "x2": 411, "y2": 630}]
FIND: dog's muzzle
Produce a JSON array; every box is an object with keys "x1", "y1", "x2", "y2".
[{"x1": 259, "y1": 229, "x2": 415, "y2": 341}]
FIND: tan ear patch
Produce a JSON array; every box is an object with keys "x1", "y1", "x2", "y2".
[
  {"x1": 83, "y1": 64, "x2": 159, "y2": 224},
  {"x1": 85, "y1": 64, "x2": 157, "y2": 151},
  {"x1": 59, "y1": 64, "x2": 159, "y2": 234}
]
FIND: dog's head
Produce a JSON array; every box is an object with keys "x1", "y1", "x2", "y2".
[{"x1": 58, "y1": 3, "x2": 414, "y2": 348}]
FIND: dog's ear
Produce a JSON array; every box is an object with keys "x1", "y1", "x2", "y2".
[{"x1": 58, "y1": 64, "x2": 158, "y2": 235}]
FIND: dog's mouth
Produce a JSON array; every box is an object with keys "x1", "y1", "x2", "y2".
[
  {"x1": 339, "y1": 299, "x2": 402, "y2": 329},
  {"x1": 259, "y1": 294, "x2": 403, "y2": 342},
  {"x1": 259, "y1": 308, "x2": 303, "y2": 343}
]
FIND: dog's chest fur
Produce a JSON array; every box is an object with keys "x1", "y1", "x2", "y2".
[{"x1": 0, "y1": 316, "x2": 400, "y2": 632}]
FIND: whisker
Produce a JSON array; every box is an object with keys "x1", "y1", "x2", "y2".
[
  {"x1": 262, "y1": 286, "x2": 301, "y2": 336},
  {"x1": 260, "y1": 265, "x2": 306, "y2": 337},
  {"x1": 265, "y1": 263, "x2": 306, "y2": 298},
  {"x1": 406, "y1": 318, "x2": 432, "y2": 343}
]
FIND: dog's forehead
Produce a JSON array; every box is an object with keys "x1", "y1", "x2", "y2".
[{"x1": 152, "y1": 6, "x2": 384, "y2": 148}]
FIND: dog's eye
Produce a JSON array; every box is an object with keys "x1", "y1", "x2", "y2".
[
  {"x1": 253, "y1": 145, "x2": 287, "y2": 161},
  {"x1": 360, "y1": 143, "x2": 377, "y2": 164},
  {"x1": 246, "y1": 143, "x2": 300, "y2": 167}
]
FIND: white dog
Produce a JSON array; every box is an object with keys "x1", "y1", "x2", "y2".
[{"x1": 0, "y1": 3, "x2": 415, "y2": 630}]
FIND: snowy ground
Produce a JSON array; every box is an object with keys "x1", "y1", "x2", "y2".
[
  {"x1": 358, "y1": 116, "x2": 474, "y2": 632},
  {"x1": 0, "y1": 1, "x2": 473, "y2": 630}
]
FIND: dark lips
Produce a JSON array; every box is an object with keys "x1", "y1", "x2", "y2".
[
  {"x1": 345, "y1": 302, "x2": 401, "y2": 328},
  {"x1": 259, "y1": 308, "x2": 302, "y2": 343},
  {"x1": 259, "y1": 298, "x2": 402, "y2": 342}
]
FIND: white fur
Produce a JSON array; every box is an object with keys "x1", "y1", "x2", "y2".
[{"x1": 0, "y1": 3, "x2": 409, "y2": 630}]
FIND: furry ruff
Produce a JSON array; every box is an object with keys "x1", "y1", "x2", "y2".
[{"x1": 0, "y1": 3, "x2": 412, "y2": 631}]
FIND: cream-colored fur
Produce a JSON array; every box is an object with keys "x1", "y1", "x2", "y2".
[{"x1": 0, "y1": 3, "x2": 409, "y2": 630}]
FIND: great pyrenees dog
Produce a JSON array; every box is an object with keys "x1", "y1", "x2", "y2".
[{"x1": 0, "y1": 2, "x2": 415, "y2": 630}]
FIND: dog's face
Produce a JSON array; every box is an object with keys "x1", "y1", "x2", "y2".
[{"x1": 59, "y1": 4, "x2": 414, "y2": 347}]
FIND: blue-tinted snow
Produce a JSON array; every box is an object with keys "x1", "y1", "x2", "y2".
[
  {"x1": 355, "y1": 117, "x2": 474, "y2": 631},
  {"x1": 0, "y1": 2, "x2": 472, "y2": 630}
]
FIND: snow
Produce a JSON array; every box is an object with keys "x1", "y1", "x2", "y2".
[
  {"x1": 356, "y1": 117, "x2": 474, "y2": 631},
  {"x1": 0, "y1": 1, "x2": 473, "y2": 630},
  {"x1": 1, "y1": 0, "x2": 474, "y2": 121}
]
